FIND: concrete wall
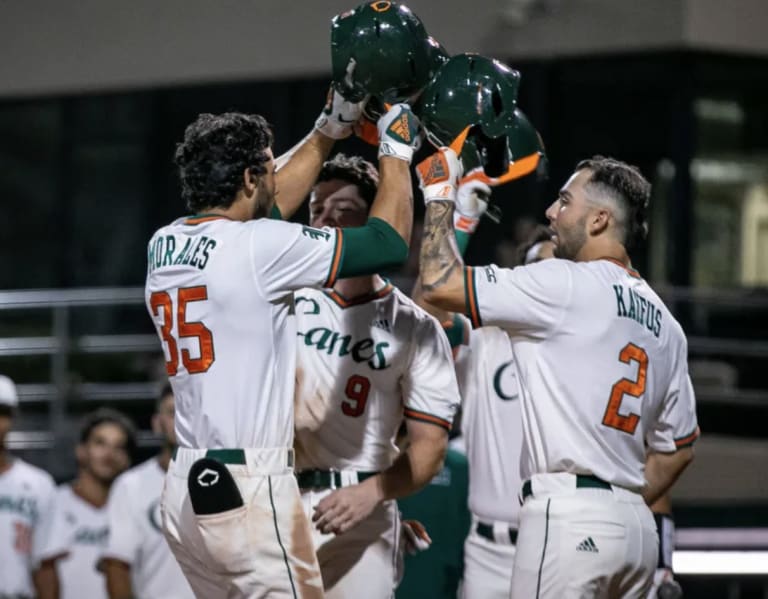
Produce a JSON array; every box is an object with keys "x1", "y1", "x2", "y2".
[{"x1": 0, "y1": 0, "x2": 766, "y2": 98}]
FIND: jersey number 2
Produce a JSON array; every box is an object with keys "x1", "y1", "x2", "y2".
[
  {"x1": 342, "y1": 375, "x2": 370, "y2": 417},
  {"x1": 150, "y1": 286, "x2": 215, "y2": 376},
  {"x1": 602, "y1": 343, "x2": 647, "y2": 435}
]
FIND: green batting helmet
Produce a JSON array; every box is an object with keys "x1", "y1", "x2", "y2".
[
  {"x1": 330, "y1": 2, "x2": 448, "y2": 106},
  {"x1": 417, "y1": 53, "x2": 544, "y2": 180}
]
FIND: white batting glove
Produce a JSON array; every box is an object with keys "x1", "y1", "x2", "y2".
[
  {"x1": 415, "y1": 146, "x2": 463, "y2": 204},
  {"x1": 377, "y1": 103, "x2": 421, "y2": 163},
  {"x1": 454, "y1": 170, "x2": 492, "y2": 234},
  {"x1": 315, "y1": 87, "x2": 366, "y2": 140}
]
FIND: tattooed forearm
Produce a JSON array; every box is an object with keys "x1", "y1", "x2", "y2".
[{"x1": 420, "y1": 201, "x2": 463, "y2": 292}]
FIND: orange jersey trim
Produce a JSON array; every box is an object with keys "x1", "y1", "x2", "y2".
[
  {"x1": 404, "y1": 408, "x2": 451, "y2": 432},
  {"x1": 184, "y1": 215, "x2": 231, "y2": 225},
  {"x1": 602, "y1": 257, "x2": 642, "y2": 279},
  {"x1": 323, "y1": 228, "x2": 344, "y2": 288},
  {"x1": 464, "y1": 267, "x2": 482, "y2": 328},
  {"x1": 674, "y1": 426, "x2": 700, "y2": 448},
  {"x1": 324, "y1": 282, "x2": 394, "y2": 309}
]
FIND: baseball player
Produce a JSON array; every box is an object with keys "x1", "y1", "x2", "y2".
[
  {"x1": 37, "y1": 408, "x2": 135, "y2": 599},
  {"x1": 416, "y1": 148, "x2": 699, "y2": 598},
  {"x1": 291, "y1": 153, "x2": 459, "y2": 597},
  {"x1": 146, "y1": 93, "x2": 420, "y2": 598},
  {"x1": 0, "y1": 374, "x2": 60, "y2": 599},
  {"x1": 99, "y1": 384, "x2": 194, "y2": 599}
]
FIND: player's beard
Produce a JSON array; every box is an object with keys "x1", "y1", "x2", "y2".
[
  {"x1": 553, "y1": 214, "x2": 588, "y2": 260},
  {"x1": 252, "y1": 177, "x2": 276, "y2": 219}
]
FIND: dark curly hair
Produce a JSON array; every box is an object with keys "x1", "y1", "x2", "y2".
[
  {"x1": 575, "y1": 155, "x2": 650, "y2": 251},
  {"x1": 316, "y1": 153, "x2": 379, "y2": 207},
  {"x1": 174, "y1": 112, "x2": 274, "y2": 212}
]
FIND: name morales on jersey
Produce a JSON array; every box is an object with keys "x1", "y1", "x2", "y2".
[
  {"x1": 613, "y1": 284, "x2": 662, "y2": 338},
  {"x1": 147, "y1": 234, "x2": 217, "y2": 274},
  {"x1": 298, "y1": 326, "x2": 391, "y2": 370}
]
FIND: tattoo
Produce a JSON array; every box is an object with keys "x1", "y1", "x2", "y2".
[{"x1": 420, "y1": 201, "x2": 462, "y2": 292}]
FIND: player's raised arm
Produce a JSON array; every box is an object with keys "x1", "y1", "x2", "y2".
[
  {"x1": 272, "y1": 88, "x2": 365, "y2": 219},
  {"x1": 417, "y1": 145, "x2": 472, "y2": 314}
]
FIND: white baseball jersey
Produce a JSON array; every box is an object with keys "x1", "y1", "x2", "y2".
[
  {"x1": 466, "y1": 258, "x2": 699, "y2": 490},
  {"x1": 100, "y1": 457, "x2": 194, "y2": 599},
  {"x1": 454, "y1": 321, "x2": 523, "y2": 525},
  {"x1": 145, "y1": 215, "x2": 343, "y2": 449},
  {"x1": 39, "y1": 484, "x2": 109, "y2": 599},
  {"x1": 0, "y1": 459, "x2": 57, "y2": 599},
  {"x1": 294, "y1": 283, "x2": 459, "y2": 471}
]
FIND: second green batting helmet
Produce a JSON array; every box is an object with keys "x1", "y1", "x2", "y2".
[{"x1": 417, "y1": 53, "x2": 544, "y2": 181}]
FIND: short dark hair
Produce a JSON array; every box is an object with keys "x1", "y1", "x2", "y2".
[
  {"x1": 316, "y1": 153, "x2": 379, "y2": 207},
  {"x1": 174, "y1": 112, "x2": 274, "y2": 212},
  {"x1": 515, "y1": 224, "x2": 553, "y2": 266},
  {"x1": 575, "y1": 155, "x2": 650, "y2": 251},
  {"x1": 79, "y1": 408, "x2": 137, "y2": 457}
]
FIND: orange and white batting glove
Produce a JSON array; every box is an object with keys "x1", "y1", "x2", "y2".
[
  {"x1": 315, "y1": 87, "x2": 367, "y2": 140},
  {"x1": 402, "y1": 519, "x2": 432, "y2": 555},
  {"x1": 416, "y1": 146, "x2": 463, "y2": 204},
  {"x1": 454, "y1": 168, "x2": 492, "y2": 234},
  {"x1": 377, "y1": 103, "x2": 421, "y2": 163}
]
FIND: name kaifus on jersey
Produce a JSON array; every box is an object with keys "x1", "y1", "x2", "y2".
[
  {"x1": 147, "y1": 234, "x2": 217, "y2": 274},
  {"x1": 298, "y1": 327, "x2": 390, "y2": 370},
  {"x1": 613, "y1": 284, "x2": 662, "y2": 337}
]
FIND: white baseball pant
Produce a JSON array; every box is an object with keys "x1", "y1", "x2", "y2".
[
  {"x1": 461, "y1": 516, "x2": 517, "y2": 599},
  {"x1": 510, "y1": 473, "x2": 657, "y2": 599},
  {"x1": 162, "y1": 448, "x2": 324, "y2": 599},
  {"x1": 299, "y1": 470, "x2": 402, "y2": 599}
]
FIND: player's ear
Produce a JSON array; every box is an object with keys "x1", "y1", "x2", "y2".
[
  {"x1": 243, "y1": 168, "x2": 258, "y2": 196},
  {"x1": 590, "y1": 208, "x2": 611, "y2": 236}
]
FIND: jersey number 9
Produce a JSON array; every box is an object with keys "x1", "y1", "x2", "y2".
[
  {"x1": 150, "y1": 286, "x2": 215, "y2": 376},
  {"x1": 342, "y1": 374, "x2": 371, "y2": 417}
]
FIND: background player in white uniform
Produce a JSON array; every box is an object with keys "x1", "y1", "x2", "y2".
[
  {"x1": 0, "y1": 374, "x2": 60, "y2": 599},
  {"x1": 292, "y1": 154, "x2": 459, "y2": 597},
  {"x1": 416, "y1": 149, "x2": 699, "y2": 598},
  {"x1": 99, "y1": 384, "x2": 194, "y2": 599},
  {"x1": 146, "y1": 95, "x2": 420, "y2": 598},
  {"x1": 38, "y1": 409, "x2": 135, "y2": 599},
  {"x1": 452, "y1": 225, "x2": 555, "y2": 599}
]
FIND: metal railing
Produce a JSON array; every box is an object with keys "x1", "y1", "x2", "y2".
[{"x1": 1, "y1": 285, "x2": 766, "y2": 451}]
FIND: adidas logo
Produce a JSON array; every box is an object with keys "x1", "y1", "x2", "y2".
[
  {"x1": 371, "y1": 318, "x2": 391, "y2": 332},
  {"x1": 576, "y1": 537, "x2": 599, "y2": 553},
  {"x1": 389, "y1": 115, "x2": 412, "y2": 142}
]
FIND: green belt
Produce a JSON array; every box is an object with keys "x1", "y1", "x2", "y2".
[
  {"x1": 295, "y1": 469, "x2": 378, "y2": 490},
  {"x1": 522, "y1": 474, "x2": 612, "y2": 500},
  {"x1": 171, "y1": 447, "x2": 293, "y2": 467},
  {"x1": 476, "y1": 521, "x2": 518, "y2": 544}
]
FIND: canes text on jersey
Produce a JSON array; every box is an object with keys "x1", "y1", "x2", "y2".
[
  {"x1": 612, "y1": 284, "x2": 662, "y2": 338},
  {"x1": 298, "y1": 326, "x2": 391, "y2": 370},
  {"x1": 147, "y1": 234, "x2": 217, "y2": 274}
]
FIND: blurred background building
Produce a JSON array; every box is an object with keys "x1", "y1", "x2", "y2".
[{"x1": 1, "y1": 1, "x2": 767, "y2": 596}]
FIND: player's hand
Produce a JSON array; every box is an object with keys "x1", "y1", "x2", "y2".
[
  {"x1": 454, "y1": 169, "x2": 492, "y2": 234},
  {"x1": 377, "y1": 103, "x2": 421, "y2": 164},
  {"x1": 312, "y1": 479, "x2": 383, "y2": 535},
  {"x1": 415, "y1": 146, "x2": 463, "y2": 204},
  {"x1": 315, "y1": 86, "x2": 366, "y2": 140},
  {"x1": 402, "y1": 519, "x2": 432, "y2": 555}
]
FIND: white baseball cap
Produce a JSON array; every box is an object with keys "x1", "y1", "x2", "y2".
[{"x1": 0, "y1": 375, "x2": 18, "y2": 408}]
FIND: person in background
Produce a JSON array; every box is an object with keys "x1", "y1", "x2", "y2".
[
  {"x1": 0, "y1": 374, "x2": 60, "y2": 599},
  {"x1": 38, "y1": 408, "x2": 135, "y2": 599},
  {"x1": 100, "y1": 384, "x2": 194, "y2": 599}
]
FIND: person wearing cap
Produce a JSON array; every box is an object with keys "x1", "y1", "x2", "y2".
[{"x1": 0, "y1": 374, "x2": 61, "y2": 599}]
